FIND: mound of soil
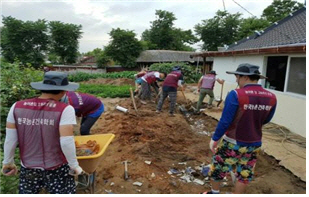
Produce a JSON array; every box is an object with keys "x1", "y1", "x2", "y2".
[{"x1": 80, "y1": 93, "x2": 305, "y2": 194}]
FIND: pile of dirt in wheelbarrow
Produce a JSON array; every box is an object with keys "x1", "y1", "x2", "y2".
[
  {"x1": 85, "y1": 78, "x2": 135, "y2": 86},
  {"x1": 83, "y1": 94, "x2": 305, "y2": 194}
]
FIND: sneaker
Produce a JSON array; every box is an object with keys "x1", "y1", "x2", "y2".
[
  {"x1": 169, "y1": 113, "x2": 175, "y2": 117},
  {"x1": 156, "y1": 110, "x2": 161, "y2": 114},
  {"x1": 207, "y1": 105, "x2": 213, "y2": 109},
  {"x1": 140, "y1": 100, "x2": 147, "y2": 105}
]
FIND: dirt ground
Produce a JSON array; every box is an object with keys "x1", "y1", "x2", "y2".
[{"x1": 76, "y1": 78, "x2": 306, "y2": 194}]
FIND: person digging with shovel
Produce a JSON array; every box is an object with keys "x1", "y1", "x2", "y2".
[
  {"x1": 195, "y1": 70, "x2": 224, "y2": 114},
  {"x1": 2, "y1": 71, "x2": 83, "y2": 194},
  {"x1": 203, "y1": 63, "x2": 277, "y2": 194},
  {"x1": 156, "y1": 66, "x2": 184, "y2": 117},
  {"x1": 138, "y1": 71, "x2": 166, "y2": 104}
]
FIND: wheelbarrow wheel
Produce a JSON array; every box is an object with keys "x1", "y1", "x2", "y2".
[{"x1": 89, "y1": 171, "x2": 96, "y2": 194}]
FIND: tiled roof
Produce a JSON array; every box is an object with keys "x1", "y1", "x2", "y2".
[
  {"x1": 136, "y1": 50, "x2": 213, "y2": 62},
  {"x1": 227, "y1": 7, "x2": 306, "y2": 51}
]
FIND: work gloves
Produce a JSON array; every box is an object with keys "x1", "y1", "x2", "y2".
[
  {"x1": 209, "y1": 139, "x2": 218, "y2": 154},
  {"x1": 69, "y1": 166, "x2": 83, "y2": 176}
]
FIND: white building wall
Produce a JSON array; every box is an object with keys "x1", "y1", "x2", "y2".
[{"x1": 211, "y1": 55, "x2": 306, "y2": 137}]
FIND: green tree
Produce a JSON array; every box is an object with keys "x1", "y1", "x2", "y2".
[
  {"x1": 142, "y1": 10, "x2": 197, "y2": 51},
  {"x1": 262, "y1": 0, "x2": 304, "y2": 23},
  {"x1": 49, "y1": 21, "x2": 82, "y2": 64},
  {"x1": 84, "y1": 48, "x2": 103, "y2": 57},
  {"x1": 237, "y1": 17, "x2": 270, "y2": 40},
  {"x1": 105, "y1": 28, "x2": 143, "y2": 68},
  {"x1": 84, "y1": 48, "x2": 111, "y2": 68},
  {"x1": 195, "y1": 10, "x2": 242, "y2": 51},
  {"x1": 0, "y1": 16, "x2": 49, "y2": 68},
  {"x1": 96, "y1": 51, "x2": 110, "y2": 68}
]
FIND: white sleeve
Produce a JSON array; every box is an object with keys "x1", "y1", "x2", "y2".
[
  {"x1": 2, "y1": 128, "x2": 18, "y2": 165},
  {"x1": 154, "y1": 72, "x2": 160, "y2": 78},
  {"x1": 60, "y1": 105, "x2": 77, "y2": 125},
  {"x1": 178, "y1": 80, "x2": 183, "y2": 87},
  {"x1": 60, "y1": 136, "x2": 79, "y2": 169},
  {"x1": 6, "y1": 103, "x2": 17, "y2": 124}
]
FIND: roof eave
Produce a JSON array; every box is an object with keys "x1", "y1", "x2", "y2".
[{"x1": 191, "y1": 44, "x2": 306, "y2": 58}]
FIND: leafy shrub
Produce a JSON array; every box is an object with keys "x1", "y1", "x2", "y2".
[
  {"x1": 78, "y1": 84, "x2": 133, "y2": 98},
  {"x1": 68, "y1": 71, "x2": 137, "y2": 82},
  {"x1": 149, "y1": 63, "x2": 202, "y2": 83},
  {"x1": 0, "y1": 61, "x2": 43, "y2": 194}
]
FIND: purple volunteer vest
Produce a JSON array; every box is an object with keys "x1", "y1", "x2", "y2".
[
  {"x1": 201, "y1": 74, "x2": 216, "y2": 89},
  {"x1": 14, "y1": 98, "x2": 68, "y2": 170},
  {"x1": 67, "y1": 91, "x2": 102, "y2": 117},
  {"x1": 144, "y1": 71, "x2": 157, "y2": 84},
  {"x1": 226, "y1": 85, "x2": 277, "y2": 143},
  {"x1": 163, "y1": 71, "x2": 182, "y2": 88}
]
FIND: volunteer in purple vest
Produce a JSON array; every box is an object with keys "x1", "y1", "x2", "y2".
[
  {"x1": 204, "y1": 64, "x2": 277, "y2": 194},
  {"x1": 156, "y1": 66, "x2": 184, "y2": 116},
  {"x1": 62, "y1": 91, "x2": 104, "y2": 135},
  {"x1": 196, "y1": 70, "x2": 224, "y2": 112},
  {"x1": 139, "y1": 71, "x2": 166, "y2": 104},
  {"x1": 1, "y1": 71, "x2": 83, "y2": 194}
]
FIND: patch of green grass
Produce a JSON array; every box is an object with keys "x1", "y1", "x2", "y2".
[
  {"x1": 78, "y1": 84, "x2": 133, "y2": 98},
  {"x1": 68, "y1": 71, "x2": 137, "y2": 82}
]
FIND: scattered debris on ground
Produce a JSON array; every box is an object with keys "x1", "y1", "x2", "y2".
[{"x1": 77, "y1": 78, "x2": 306, "y2": 194}]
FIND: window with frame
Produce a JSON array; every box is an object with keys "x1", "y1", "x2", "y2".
[
  {"x1": 286, "y1": 57, "x2": 306, "y2": 95},
  {"x1": 265, "y1": 56, "x2": 288, "y2": 91}
]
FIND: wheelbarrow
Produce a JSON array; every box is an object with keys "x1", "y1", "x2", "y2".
[{"x1": 75, "y1": 134, "x2": 115, "y2": 194}]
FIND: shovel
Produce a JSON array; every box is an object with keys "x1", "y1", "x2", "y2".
[
  {"x1": 181, "y1": 89, "x2": 189, "y2": 105},
  {"x1": 155, "y1": 88, "x2": 162, "y2": 103},
  {"x1": 216, "y1": 83, "x2": 224, "y2": 107}
]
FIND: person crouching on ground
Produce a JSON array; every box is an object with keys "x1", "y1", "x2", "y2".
[
  {"x1": 2, "y1": 71, "x2": 83, "y2": 194},
  {"x1": 61, "y1": 91, "x2": 104, "y2": 135},
  {"x1": 134, "y1": 69, "x2": 148, "y2": 96},
  {"x1": 204, "y1": 63, "x2": 277, "y2": 194},
  {"x1": 156, "y1": 66, "x2": 184, "y2": 117},
  {"x1": 139, "y1": 71, "x2": 166, "y2": 104},
  {"x1": 195, "y1": 70, "x2": 224, "y2": 113}
]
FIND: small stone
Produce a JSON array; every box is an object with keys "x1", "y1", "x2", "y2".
[
  {"x1": 110, "y1": 182, "x2": 114, "y2": 186},
  {"x1": 145, "y1": 161, "x2": 152, "y2": 165},
  {"x1": 170, "y1": 180, "x2": 178, "y2": 187},
  {"x1": 133, "y1": 182, "x2": 143, "y2": 187},
  {"x1": 151, "y1": 173, "x2": 156, "y2": 178}
]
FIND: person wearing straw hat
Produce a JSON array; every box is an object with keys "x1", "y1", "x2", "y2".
[
  {"x1": 61, "y1": 91, "x2": 104, "y2": 135},
  {"x1": 1, "y1": 71, "x2": 83, "y2": 194},
  {"x1": 195, "y1": 70, "x2": 225, "y2": 114},
  {"x1": 204, "y1": 63, "x2": 277, "y2": 194}
]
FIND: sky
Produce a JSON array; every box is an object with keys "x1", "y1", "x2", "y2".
[{"x1": 1, "y1": 0, "x2": 305, "y2": 53}]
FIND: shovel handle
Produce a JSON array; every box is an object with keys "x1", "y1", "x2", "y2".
[{"x1": 220, "y1": 83, "x2": 224, "y2": 100}]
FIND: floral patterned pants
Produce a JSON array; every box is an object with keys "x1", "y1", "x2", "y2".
[
  {"x1": 209, "y1": 139, "x2": 261, "y2": 184},
  {"x1": 19, "y1": 164, "x2": 76, "y2": 194}
]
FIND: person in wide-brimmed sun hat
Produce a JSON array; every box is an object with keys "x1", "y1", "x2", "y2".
[{"x1": 2, "y1": 71, "x2": 83, "y2": 194}]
